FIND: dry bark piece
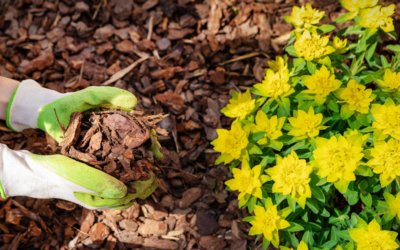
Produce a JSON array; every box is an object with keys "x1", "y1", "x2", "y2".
[
  {"x1": 58, "y1": 112, "x2": 82, "y2": 154},
  {"x1": 59, "y1": 109, "x2": 165, "y2": 184},
  {"x1": 69, "y1": 146, "x2": 96, "y2": 163}
]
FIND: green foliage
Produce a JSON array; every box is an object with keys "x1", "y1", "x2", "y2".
[{"x1": 213, "y1": 2, "x2": 400, "y2": 250}]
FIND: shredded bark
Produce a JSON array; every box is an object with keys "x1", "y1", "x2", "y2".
[{"x1": 58, "y1": 109, "x2": 167, "y2": 186}]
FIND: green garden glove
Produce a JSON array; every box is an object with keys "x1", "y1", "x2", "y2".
[
  {"x1": 1, "y1": 79, "x2": 159, "y2": 210},
  {"x1": 6, "y1": 80, "x2": 137, "y2": 142}
]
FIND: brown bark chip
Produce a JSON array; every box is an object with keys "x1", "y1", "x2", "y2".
[{"x1": 59, "y1": 109, "x2": 166, "y2": 185}]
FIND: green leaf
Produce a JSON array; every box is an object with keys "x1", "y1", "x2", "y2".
[
  {"x1": 281, "y1": 231, "x2": 299, "y2": 248},
  {"x1": 358, "y1": 180, "x2": 368, "y2": 190},
  {"x1": 366, "y1": 41, "x2": 378, "y2": 66},
  {"x1": 334, "y1": 11, "x2": 356, "y2": 24},
  {"x1": 306, "y1": 198, "x2": 319, "y2": 214},
  {"x1": 344, "y1": 242, "x2": 354, "y2": 250},
  {"x1": 340, "y1": 104, "x2": 354, "y2": 120},
  {"x1": 387, "y1": 44, "x2": 400, "y2": 53},
  {"x1": 283, "y1": 222, "x2": 305, "y2": 232},
  {"x1": 249, "y1": 132, "x2": 266, "y2": 143},
  {"x1": 321, "y1": 240, "x2": 338, "y2": 249},
  {"x1": 345, "y1": 182, "x2": 359, "y2": 206},
  {"x1": 277, "y1": 97, "x2": 291, "y2": 117},
  {"x1": 248, "y1": 195, "x2": 257, "y2": 213},
  {"x1": 262, "y1": 237, "x2": 270, "y2": 250},
  {"x1": 247, "y1": 143, "x2": 262, "y2": 155},
  {"x1": 311, "y1": 186, "x2": 325, "y2": 202},
  {"x1": 327, "y1": 98, "x2": 339, "y2": 112},
  {"x1": 242, "y1": 216, "x2": 255, "y2": 222},
  {"x1": 356, "y1": 113, "x2": 370, "y2": 127},
  {"x1": 317, "y1": 24, "x2": 336, "y2": 33},
  {"x1": 298, "y1": 101, "x2": 313, "y2": 112},
  {"x1": 317, "y1": 228, "x2": 330, "y2": 245},
  {"x1": 287, "y1": 195, "x2": 296, "y2": 212},
  {"x1": 360, "y1": 192, "x2": 372, "y2": 207},
  {"x1": 307, "y1": 61, "x2": 316, "y2": 74},
  {"x1": 266, "y1": 140, "x2": 284, "y2": 151},
  {"x1": 347, "y1": 115, "x2": 360, "y2": 130},
  {"x1": 295, "y1": 92, "x2": 314, "y2": 101},
  {"x1": 355, "y1": 165, "x2": 373, "y2": 177},
  {"x1": 286, "y1": 45, "x2": 297, "y2": 57},
  {"x1": 215, "y1": 154, "x2": 226, "y2": 165},
  {"x1": 337, "y1": 230, "x2": 352, "y2": 241}
]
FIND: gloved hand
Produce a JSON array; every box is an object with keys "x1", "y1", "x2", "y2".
[
  {"x1": 6, "y1": 79, "x2": 137, "y2": 142},
  {"x1": 0, "y1": 144, "x2": 158, "y2": 209},
  {"x1": 2, "y1": 79, "x2": 159, "y2": 209}
]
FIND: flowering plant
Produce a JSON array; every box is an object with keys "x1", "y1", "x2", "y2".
[{"x1": 213, "y1": 1, "x2": 400, "y2": 249}]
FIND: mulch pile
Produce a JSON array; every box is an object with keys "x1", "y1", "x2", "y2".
[
  {"x1": 58, "y1": 109, "x2": 168, "y2": 185},
  {"x1": 0, "y1": 0, "x2": 399, "y2": 250}
]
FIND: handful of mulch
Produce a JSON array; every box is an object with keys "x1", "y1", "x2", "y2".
[{"x1": 57, "y1": 108, "x2": 168, "y2": 189}]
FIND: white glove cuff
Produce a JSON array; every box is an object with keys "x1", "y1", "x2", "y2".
[{"x1": 7, "y1": 80, "x2": 65, "y2": 132}]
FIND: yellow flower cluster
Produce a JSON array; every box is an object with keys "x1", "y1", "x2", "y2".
[
  {"x1": 312, "y1": 134, "x2": 364, "y2": 193},
  {"x1": 268, "y1": 56, "x2": 288, "y2": 72},
  {"x1": 367, "y1": 139, "x2": 400, "y2": 187},
  {"x1": 302, "y1": 65, "x2": 342, "y2": 105},
  {"x1": 377, "y1": 69, "x2": 400, "y2": 92},
  {"x1": 340, "y1": 0, "x2": 378, "y2": 13},
  {"x1": 221, "y1": 89, "x2": 255, "y2": 119},
  {"x1": 212, "y1": 122, "x2": 249, "y2": 164},
  {"x1": 294, "y1": 30, "x2": 335, "y2": 61},
  {"x1": 359, "y1": 5, "x2": 395, "y2": 32},
  {"x1": 338, "y1": 79, "x2": 374, "y2": 114},
  {"x1": 384, "y1": 192, "x2": 400, "y2": 220},
  {"x1": 250, "y1": 111, "x2": 285, "y2": 145},
  {"x1": 225, "y1": 161, "x2": 270, "y2": 207},
  {"x1": 254, "y1": 69, "x2": 293, "y2": 99},
  {"x1": 249, "y1": 198, "x2": 290, "y2": 248},
  {"x1": 288, "y1": 107, "x2": 327, "y2": 140},
  {"x1": 371, "y1": 100, "x2": 400, "y2": 140},
  {"x1": 349, "y1": 219, "x2": 398, "y2": 250},
  {"x1": 266, "y1": 151, "x2": 312, "y2": 208},
  {"x1": 285, "y1": 3, "x2": 325, "y2": 29}
]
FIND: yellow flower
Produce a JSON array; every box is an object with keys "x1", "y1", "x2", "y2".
[
  {"x1": 249, "y1": 198, "x2": 290, "y2": 248},
  {"x1": 281, "y1": 241, "x2": 309, "y2": 250},
  {"x1": 302, "y1": 65, "x2": 342, "y2": 105},
  {"x1": 367, "y1": 139, "x2": 400, "y2": 187},
  {"x1": 266, "y1": 151, "x2": 312, "y2": 208},
  {"x1": 212, "y1": 122, "x2": 249, "y2": 164},
  {"x1": 377, "y1": 69, "x2": 400, "y2": 92},
  {"x1": 288, "y1": 106, "x2": 327, "y2": 140},
  {"x1": 221, "y1": 89, "x2": 256, "y2": 119},
  {"x1": 294, "y1": 30, "x2": 335, "y2": 61},
  {"x1": 312, "y1": 135, "x2": 364, "y2": 193},
  {"x1": 344, "y1": 129, "x2": 370, "y2": 146},
  {"x1": 268, "y1": 56, "x2": 287, "y2": 72},
  {"x1": 225, "y1": 161, "x2": 271, "y2": 207},
  {"x1": 359, "y1": 5, "x2": 395, "y2": 33},
  {"x1": 349, "y1": 219, "x2": 398, "y2": 250},
  {"x1": 384, "y1": 192, "x2": 400, "y2": 221},
  {"x1": 331, "y1": 37, "x2": 349, "y2": 54},
  {"x1": 338, "y1": 79, "x2": 374, "y2": 114},
  {"x1": 250, "y1": 111, "x2": 285, "y2": 145},
  {"x1": 339, "y1": 0, "x2": 378, "y2": 12},
  {"x1": 371, "y1": 101, "x2": 400, "y2": 140},
  {"x1": 285, "y1": 3, "x2": 325, "y2": 29},
  {"x1": 253, "y1": 69, "x2": 294, "y2": 99}
]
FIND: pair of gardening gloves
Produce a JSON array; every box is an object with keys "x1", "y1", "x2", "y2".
[{"x1": 0, "y1": 80, "x2": 158, "y2": 209}]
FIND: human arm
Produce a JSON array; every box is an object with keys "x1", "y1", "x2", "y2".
[
  {"x1": 0, "y1": 77, "x2": 146, "y2": 209},
  {"x1": 0, "y1": 76, "x2": 19, "y2": 120}
]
